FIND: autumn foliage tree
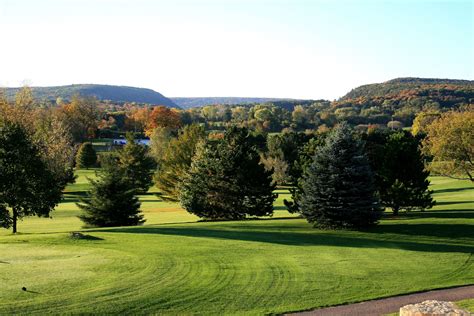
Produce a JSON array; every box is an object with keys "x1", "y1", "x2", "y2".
[
  {"x1": 58, "y1": 95, "x2": 100, "y2": 142},
  {"x1": 145, "y1": 106, "x2": 182, "y2": 136},
  {"x1": 423, "y1": 109, "x2": 474, "y2": 182},
  {"x1": 0, "y1": 88, "x2": 76, "y2": 187},
  {"x1": 126, "y1": 106, "x2": 151, "y2": 132}
]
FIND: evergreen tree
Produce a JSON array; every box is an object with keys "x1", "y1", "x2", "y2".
[
  {"x1": 298, "y1": 123, "x2": 382, "y2": 229},
  {"x1": 76, "y1": 142, "x2": 97, "y2": 169},
  {"x1": 373, "y1": 131, "x2": 434, "y2": 215},
  {"x1": 115, "y1": 133, "x2": 156, "y2": 194},
  {"x1": 284, "y1": 134, "x2": 327, "y2": 213},
  {"x1": 180, "y1": 127, "x2": 276, "y2": 220},
  {"x1": 0, "y1": 122, "x2": 63, "y2": 233},
  {"x1": 77, "y1": 167, "x2": 144, "y2": 227}
]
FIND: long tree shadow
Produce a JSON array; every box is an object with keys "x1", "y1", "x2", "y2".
[
  {"x1": 434, "y1": 201, "x2": 473, "y2": 206},
  {"x1": 389, "y1": 209, "x2": 474, "y2": 220},
  {"x1": 94, "y1": 224, "x2": 474, "y2": 254},
  {"x1": 434, "y1": 187, "x2": 474, "y2": 194},
  {"x1": 61, "y1": 191, "x2": 89, "y2": 203},
  {"x1": 368, "y1": 223, "x2": 474, "y2": 239}
]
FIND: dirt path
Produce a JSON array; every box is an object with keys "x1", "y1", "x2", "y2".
[{"x1": 287, "y1": 285, "x2": 474, "y2": 316}]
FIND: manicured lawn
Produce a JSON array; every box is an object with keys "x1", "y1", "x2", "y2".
[
  {"x1": 458, "y1": 298, "x2": 474, "y2": 312},
  {"x1": 0, "y1": 175, "x2": 472, "y2": 314}
]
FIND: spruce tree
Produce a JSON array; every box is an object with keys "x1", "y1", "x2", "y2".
[
  {"x1": 180, "y1": 127, "x2": 276, "y2": 220},
  {"x1": 115, "y1": 133, "x2": 156, "y2": 194},
  {"x1": 76, "y1": 142, "x2": 97, "y2": 169},
  {"x1": 298, "y1": 123, "x2": 382, "y2": 229},
  {"x1": 77, "y1": 167, "x2": 144, "y2": 227}
]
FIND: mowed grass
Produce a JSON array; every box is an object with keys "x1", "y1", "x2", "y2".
[{"x1": 0, "y1": 173, "x2": 472, "y2": 315}]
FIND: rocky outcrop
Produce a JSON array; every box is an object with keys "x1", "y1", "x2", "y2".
[{"x1": 399, "y1": 300, "x2": 471, "y2": 316}]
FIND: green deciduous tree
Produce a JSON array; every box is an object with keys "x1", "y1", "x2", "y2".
[
  {"x1": 0, "y1": 122, "x2": 63, "y2": 233},
  {"x1": 369, "y1": 130, "x2": 434, "y2": 215},
  {"x1": 77, "y1": 167, "x2": 144, "y2": 227},
  {"x1": 180, "y1": 127, "x2": 276, "y2": 220},
  {"x1": 263, "y1": 131, "x2": 312, "y2": 185},
  {"x1": 76, "y1": 142, "x2": 97, "y2": 169},
  {"x1": 298, "y1": 123, "x2": 382, "y2": 229}
]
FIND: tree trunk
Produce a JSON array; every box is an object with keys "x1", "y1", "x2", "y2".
[
  {"x1": 392, "y1": 206, "x2": 399, "y2": 216},
  {"x1": 12, "y1": 208, "x2": 17, "y2": 234}
]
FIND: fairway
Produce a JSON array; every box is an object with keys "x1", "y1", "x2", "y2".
[{"x1": 0, "y1": 174, "x2": 473, "y2": 315}]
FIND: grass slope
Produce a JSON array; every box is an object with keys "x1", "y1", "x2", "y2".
[{"x1": 0, "y1": 174, "x2": 472, "y2": 315}]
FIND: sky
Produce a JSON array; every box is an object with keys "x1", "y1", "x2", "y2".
[{"x1": 0, "y1": 0, "x2": 472, "y2": 100}]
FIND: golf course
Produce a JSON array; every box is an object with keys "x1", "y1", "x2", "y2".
[{"x1": 0, "y1": 171, "x2": 472, "y2": 315}]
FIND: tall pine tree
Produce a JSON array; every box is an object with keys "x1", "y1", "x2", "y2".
[
  {"x1": 100, "y1": 133, "x2": 155, "y2": 194},
  {"x1": 298, "y1": 123, "x2": 382, "y2": 229},
  {"x1": 115, "y1": 133, "x2": 156, "y2": 194},
  {"x1": 76, "y1": 142, "x2": 97, "y2": 169},
  {"x1": 77, "y1": 167, "x2": 144, "y2": 227},
  {"x1": 180, "y1": 127, "x2": 276, "y2": 220}
]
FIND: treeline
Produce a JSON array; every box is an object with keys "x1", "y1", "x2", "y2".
[
  {"x1": 5, "y1": 80, "x2": 472, "y2": 140},
  {"x1": 1, "y1": 87, "x2": 472, "y2": 233},
  {"x1": 100, "y1": 85, "x2": 473, "y2": 135}
]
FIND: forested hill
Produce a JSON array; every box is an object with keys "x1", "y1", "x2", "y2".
[
  {"x1": 341, "y1": 77, "x2": 474, "y2": 100},
  {"x1": 5, "y1": 84, "x2": 179, "y2": 108},
  {"x1": 171, "y1": 97, "x2": 294, "y2": 108}
]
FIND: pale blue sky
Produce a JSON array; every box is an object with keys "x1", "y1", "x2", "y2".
[{"x1": 0, "y1": 0, "x2": 472, "y2": 99}]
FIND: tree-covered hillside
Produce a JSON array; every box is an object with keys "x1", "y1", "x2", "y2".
[
  {"x1": 5, "y1": 84, "x2": 179, "y2": 108},
  {"x1": 171, "y1": 97, "x2": 295, "y2": 108},
  {"x1": 341, "y1": 77, "x2": 473, "y2": 100}
]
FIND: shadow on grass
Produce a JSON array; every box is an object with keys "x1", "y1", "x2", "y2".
[
  {"x1": 386, "y1": 209, "x2": 474, "y2": 220},
  {"x1": 69, "y1": 232, "x2": 104, "y2": 241},
  {"x1": 434, "y1": 187, "x2": 473, "y2": 194},
  {"x1": 434, "y1": 201, "x2": 473, "y2": 206},
  {"x1": 418, "y1": 211, "x2": 474, "y2": 220},
  {"x1": 369, "y1": 223, "x2": 474, "y2": 239},
  {"x1": 62, "y1": 191, "x2": 88, "y2": 203},
  {"x1": 24, "y1": 289, "x2": 41, "y2": 294},
  {"x1": 95, "y1": 223, "x2": 474, "y2": 254}
]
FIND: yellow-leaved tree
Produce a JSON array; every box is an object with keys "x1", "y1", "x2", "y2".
[{"x1": 423, "y1": 108, "x2": 474, "y2": 182}]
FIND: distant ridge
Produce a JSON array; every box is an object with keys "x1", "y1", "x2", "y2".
[
  {"x1": 5, "y1": 84, "x2": 179, "y2": 108},
  {"x1": 171, "y1": 97, "x2": 295, "y2": 108},
  {"x1": 341, "y1": 77, "x2": 474, "y2": 100}
]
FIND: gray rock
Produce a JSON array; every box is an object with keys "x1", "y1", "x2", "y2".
[{"x1": 400, "y1": 300, "x2": 471, "y2": 316}]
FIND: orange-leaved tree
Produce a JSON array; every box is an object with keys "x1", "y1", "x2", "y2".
[{"x1": 145, "y1": 106, "x2": 182, "y2": 136}]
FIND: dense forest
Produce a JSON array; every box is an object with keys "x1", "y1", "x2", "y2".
[
  {"x1": 171, "y1": 97, "x2": 295, "y2": 108},
  {"x1": 3, "y1": 77, "x2": 473, "y2": 136}
]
